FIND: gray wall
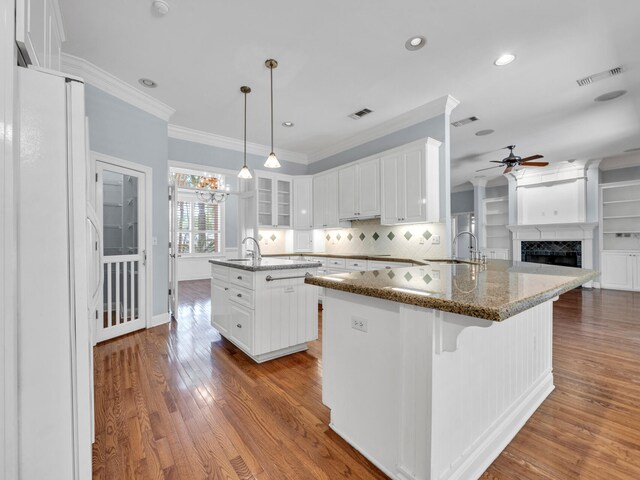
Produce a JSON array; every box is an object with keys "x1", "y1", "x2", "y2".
[
  {"x1": 451, "y1": 190, "x2": 474, "y2": 214},
  {"x1": 600, "y1": 166, "x2": 640, "y2": 184},
  {"x1": 485, "y1": 185, "x2": 508, "y2": 199},
  {"x1": 307, "y1": 114, "x2": 446, "y2": 174},
  {"x1": 85, "y1": 85, "x2": 169, "y2": 317}
]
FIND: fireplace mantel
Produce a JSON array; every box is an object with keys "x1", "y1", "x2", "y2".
[{"x1": 507, "y1": 223, "x2": 598, "y2": 241}]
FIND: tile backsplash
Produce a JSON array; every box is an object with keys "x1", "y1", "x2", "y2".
[{"x1": 323, "y1": 219, "x2": 447, "y2": 258}]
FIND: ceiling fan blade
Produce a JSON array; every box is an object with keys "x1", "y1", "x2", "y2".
[
  {"x1": 520, "y1": 161, "x2": 549, "y2": 167},
  {"x1": 503, "y1": 166, "x2": 513, "y2": 174},
  {"x1": 475, "y1": 165, "x2": 502, "y2": 172},
  {"x1": 490, "y1": 161, "x2": 504, "y2": 164},
  {"x1": 520, "y1": 155, "x2": 544, "y2": 162}
]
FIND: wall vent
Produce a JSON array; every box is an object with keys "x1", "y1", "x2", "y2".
[
  {"x1": 348, "y1": 108, "x2": 373, "y2": 120},
  {"x1": 576, "y1": 66, "x2": 624, "y2": 86},
  {"x1": 451, "y1": 116, "x2": 479, "y2": 127}
]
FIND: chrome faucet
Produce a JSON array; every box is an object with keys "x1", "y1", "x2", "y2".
[
  {"x1": 452, "y1": 231, "x2": 479, "y2": 262},
  {"x1": 241, "y1": 236, "x2": 262, "y2": 261}
]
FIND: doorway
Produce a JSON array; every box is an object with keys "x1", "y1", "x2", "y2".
[{"x1": 96, "y1": 160, "x2": 148, "y2": 342}]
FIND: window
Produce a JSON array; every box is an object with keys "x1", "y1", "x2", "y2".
[{"x1": 176, "y1": 198, "x2": 222, "y2": 254}]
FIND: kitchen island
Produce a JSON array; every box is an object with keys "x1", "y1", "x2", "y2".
[
  {"x1": 210, "y1": 257, "x2": 320, "y2": 363},
  {"x1": 305, "y1": 260, "x2": 597, "y2": 480}
]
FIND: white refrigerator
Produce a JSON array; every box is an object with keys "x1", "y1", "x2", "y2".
[{"x1": 17, "y1": 66, "x2": 96, "y2": 479}]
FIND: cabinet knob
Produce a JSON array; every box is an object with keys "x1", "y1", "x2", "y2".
[
  {"x1": 237, "y1": 293, "x2": 242, "y2": 298},
  {"x1": 236, "y1": 323, "x2": 242, "y2": 328},
  {"x1": 237, "y1": 276, "x2": 242, "y2": 280},
  {"x1": 224, "y1": 287, "x2": 229, "y2": 291}
]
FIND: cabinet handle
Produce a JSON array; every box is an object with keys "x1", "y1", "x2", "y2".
[
  {"x1": 353, "y1": 263, "x2": 359, "y2": 266},
  {"x1": 236, "y1": 323, "x2": 242, "y2": 328},
  {"x1": 237, "y1": 293, "x2": 242, "y2": 298},
  {"x1": 237, "y1": 276, "x2": 242, "y2": 280},
  {"x1": 224, "y1": 287, "x2": 229, "y2": 291}
]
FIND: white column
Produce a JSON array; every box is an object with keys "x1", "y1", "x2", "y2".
[
  {"x1": 470, "y1": 177, "x2": 488, "y2": 248},
  {"x1": 441, "y1": 95, "x2": 460, "y2": 257},
  {"x1": 506, "y1": 174, "x2": 518, "y2": 259}
]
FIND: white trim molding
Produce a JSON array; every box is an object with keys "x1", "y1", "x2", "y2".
[
  {"x1": 150, "y1": 313, "x2": 171, "y2": 328},
  {"x1": 61, "y1": 54, "x2": 175, "y2": 121},
  {"x1": 168, "y1": 124, "x2": 308, "y2": 165},
  {"x1": 307, "y1": 94, "x2": 459, "y2": 163}
]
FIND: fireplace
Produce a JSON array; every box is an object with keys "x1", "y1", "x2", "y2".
[{"x1": 521, "y1": 241, "x2": 582, "y2": 268}]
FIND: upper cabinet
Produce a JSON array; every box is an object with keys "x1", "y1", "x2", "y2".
[
  {"x1": 338, "y1": 158, "x2": 380, "y2": 220},
  {"x1": 16, "y1": 0, "x2": 64, "y2": 71},
  {"x1": 313, "y1": 171, "x2": 346, "y2": 229},
  {"x1": 256, "y1": 173, "x2": 292, "y2": 229},
  {"x1": 293, "y1": 176, "x2": 313, "y2": 229},
  {"x1": 381, "y1": 138, "x2": 441, "y2": 225}
]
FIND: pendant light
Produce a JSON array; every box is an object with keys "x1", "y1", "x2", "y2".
[
  {"x1": 264, "y1": 58, "x2": 281, "y2": 169},
  {"x1": 238, "y1": 86, "x2": 253, "y2": 179}
]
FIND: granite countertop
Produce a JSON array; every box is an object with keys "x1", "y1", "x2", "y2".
[
  {"x1": 305, "y1": 259, "x2": 598, "y2": 321},
  {"x1": 209, "y1": 257, "x2": 321, "y2": 272}
]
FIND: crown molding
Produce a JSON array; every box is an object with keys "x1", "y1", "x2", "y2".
[
  {"x1": 307, "y1": 94, "x2": 459, "y2": 164},
  {"x1": 60, "y1": 54, "x2": 175, "y2": 121},
  {"x1": 51, "y1": 0, "x2": 66, "y2": 42},
  {"x1": 168, "y1": 124, "x2": 308, "y2": 165}
]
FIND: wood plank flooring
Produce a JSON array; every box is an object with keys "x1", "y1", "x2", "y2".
[{"x1": 93, "y1": 281, "x2": 640, "y2": 479}]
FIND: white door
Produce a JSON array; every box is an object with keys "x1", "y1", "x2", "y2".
[
  {"x1": 600, "y1": 252, "x2": 634, "y2": 290},
  {"x1": 313, "y1": 174, "x2": 328, "y2": 228},
  {"x1": 276, "y1": 178, "x2": 292, "y2": 227},
  {"x1": 381, "y1": 153, "x2": 401, "y2": 224},
  {"x1": 403, "y1": 148, "x2": 426, "y2": 223},
  {"x1": 293, "y1": 176, "x2": 313, "y2": 229},
  {"x1": 96, "y1": 161, "x2": 147, "y2": 342},
  {"x1": 358, "y1": 159, "x2": 380, "y2": 218},
  {"x1": 168, "y1": 182, "x2": 179, "y2": 317},
  {"x1": 339, "y1": 165, "x2": 357, "y2": 219}
]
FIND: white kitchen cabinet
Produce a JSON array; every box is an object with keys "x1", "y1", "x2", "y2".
[
  {"x1": 338, "y1": 158, "x2": 380, "y2": 220},
  {"x1": 480, "y1": 248, "x2": 510, "y2": 260},
  {"x1": 600, "y1": 252, "x2": 639, "y2": 291},
  {"x1": 381, "y1": 138, "x2": 441, "y2": 225},
  {"x1": 313, "y1": 170, "x2": 346, "y2": 228},
  {"x1": 256, "y1": 173, "x2": 292, "y2": 228},
  {"x1": 293, "y1": 230, "x2": 314, "y2": 252},
  {"x1": 210, "y1": 263, "x2": 319, "y2": 362},
  {"x1": 16, "y1": 0, "x2": 64, "y2": 70},
  {"x1": 293, "y1": 176, "x2": 313, "y2": 229}
]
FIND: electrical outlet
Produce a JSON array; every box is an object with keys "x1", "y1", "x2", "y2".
[
  {"x1": 351, "y1": 317, "x2": 368, "y2": 333},
  {"x1": 432, "y1": 270, "x2": 440, "y2": 279},
  {"x1": 432, "y1": 235, "x2": 440, "y2": 244}
]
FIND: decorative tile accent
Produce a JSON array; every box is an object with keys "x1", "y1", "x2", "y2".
[
  {"x1": 372, "y1": 270, "x2": 380, "y2": 277},
  {"x1": 270, "y1": 234, "x2": 277, "y2": 242},
  {"x1": 336, "y1": 233, "x2": 341, "y2": 241},
  {"x1": 359, "y1": 233, "x2": 366, "y2": 241},
  {"x1": 326, "y1": 234, "x2": 331, "y2": 241},
  {"x1": 387, "y1": 232, "x2": 395, "y2": 241},
  {"x1": 404, "y1": 272, "x2": 413, "y2": 281},
  {"x1": 387, "y1": 271, "x2": 395, "y2": 279},
  {"x1": 347, "y1": 233, "x2": 353, "y2": 241},
  {"x1": 521, "y1": 241, "x2": 582, "y2": 267},
  {"x1": 258, "y1": 234, "x2": 263, "y2": 241},
  {"x1": 423, "y1": 230, "x2": 432, "y2": 241},
  {"x1": 373, "y1": 232, "x2": 380, "y2": 241},
  {"x1": 404, "y1": 231, "x2": 413, "y2": 241},
  {"x1": 423, "y1": 273, "x2": 432, "y2": 284}
]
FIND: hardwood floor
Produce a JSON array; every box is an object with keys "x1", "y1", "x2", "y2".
[{"x1": 93, "y1": 281, "x2": 640, "y2": 479}]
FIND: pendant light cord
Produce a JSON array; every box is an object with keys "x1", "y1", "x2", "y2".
[
  {"x1": 270, "y1": 65, "x2": 274, "y2": 152},
  {"x1": 244, "y1": 90, "x2": 248, "y2": 167}
]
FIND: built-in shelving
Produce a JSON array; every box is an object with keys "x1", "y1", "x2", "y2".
[
  {"x1": 482, "y1": 197, "x2": 510, "y2": 251},
  {"x1": 600, "y1": 181, "x2": 640, "y2": 252}
]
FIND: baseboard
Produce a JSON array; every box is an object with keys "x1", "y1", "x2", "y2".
[
  {"x1": 178, "y1": 274, "x2": 211, "y2": 282},
  {"x1": 446, "y1": 372, "x2": 554, "y2": 480},
  {"x1": 149, "y1": 312, "x2": 170, "y2": 328}
]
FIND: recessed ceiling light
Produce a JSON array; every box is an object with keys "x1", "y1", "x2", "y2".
[
  {"x1": 405, "y1": 36, "x2": 426, "y2": 51},
  {"x1": 475, "y1": 129, "x2": 495, "y2": 136},
  {"x1": 594, "y1": 90, "x2": 627, "y2": 102},
  {"x1": 494, "y1": 54, "x2": 516, "y2": 66},
  {"x1": 139, "y1": 78, "x2": 157, "y2": 88},
  {"x1": 624, "y1": 147, "x2": 640, "y2": 153},
  {"x1": 282, "y1": 122, "x2": 294, "y2": 127}
]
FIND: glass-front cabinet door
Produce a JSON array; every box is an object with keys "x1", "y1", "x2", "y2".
[
  {"x1": 256, "y1": 174, "x2": 292, "y2": 228},
  {"x1": 257, "y1": 176, "x2": 274, "y2": 227},
  {"x1": 276, "y1": 179, "x2": 292, "y2": 227}
]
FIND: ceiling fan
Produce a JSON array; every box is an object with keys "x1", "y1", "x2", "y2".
[{"x1": 476, "y1": 145, "x2": 548, "y2": 174}]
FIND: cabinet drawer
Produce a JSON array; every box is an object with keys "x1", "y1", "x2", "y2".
[
  {"x1": 368, "y1": 260, "x2": 410, "y2": 270},
  {"x1": 310, "y1": 256, "x2": 328, "y2": 267},
  {"x1": 230, "y1": 270, "x2": 254, "y2": 289},
  {"x1": 327, "y1": 258, "x2": 346, "y2": 268},
  {"x1": 346, "y1": 259, "x2": 367, "y2": 271},
  {"x1": 211, "y1": 265, "x2": 229, "y2": 281},
  {"x1": 230, "y1": 304, "x2": 254, "y2": 352},
  {"x1": 228, "y1": 285, "x2": 254, "y2": 309}
]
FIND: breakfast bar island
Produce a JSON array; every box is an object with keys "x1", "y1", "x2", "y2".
[{"x1": 306, "y1": 260, "x2": 597, "y2": 480}]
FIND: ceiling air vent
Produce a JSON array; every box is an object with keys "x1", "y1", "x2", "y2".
[
  {"x1": 348, "y1": 108, "x2": 373, "y2": 120},
  {"x1": 451, "y1": 116, "x2": 479, "y2": 127},
  {"x1": 576, "y1": 66, "x2": 624, "y2": 86}
]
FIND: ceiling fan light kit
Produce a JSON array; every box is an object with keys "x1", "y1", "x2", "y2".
[{"x1": 476, "y1": 145, "x2": 548, "y2": 174}]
